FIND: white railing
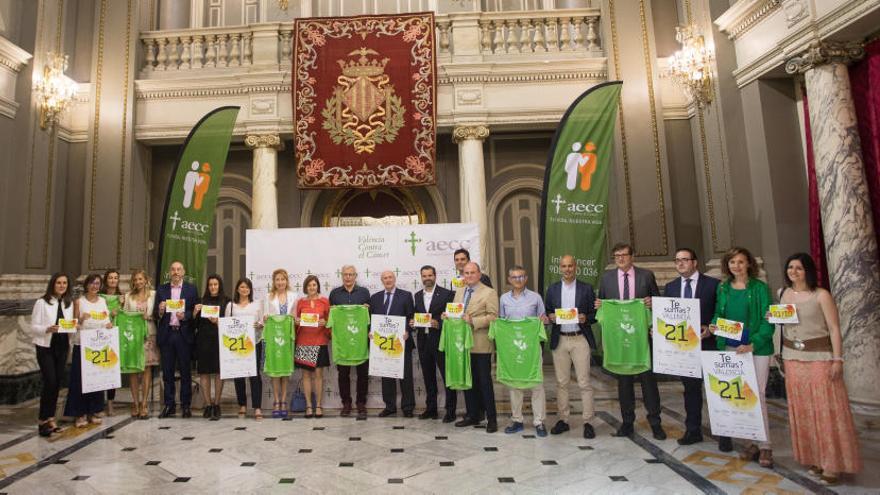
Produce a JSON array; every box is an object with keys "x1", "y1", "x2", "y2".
[{"x1": 139, "y1": 8, "x2": 602, "y2": 73}]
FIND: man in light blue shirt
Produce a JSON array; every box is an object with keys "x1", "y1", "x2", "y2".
[{"x1": 498, "y1": 265, "x2": 549, "y2": 437}]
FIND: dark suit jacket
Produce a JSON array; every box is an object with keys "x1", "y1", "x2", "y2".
[
  {"x1": 414, "y1": 285, "x2": 454, "y2": 324},
  {"x1": 597, "y1": 266, "x2": 660, "y2": 300},
  {"x1": 154, "y1": 282, "x2": 199, "y2": 345},
  {"x1": 544, "y1": 280, "x2": 597, "y2": 350},
  {"x1": 663, "y1": 273, "x2": 720, "y2": 351},
  {"x1": 370, "y1": 288, "x2": 415, "y2": 334}
]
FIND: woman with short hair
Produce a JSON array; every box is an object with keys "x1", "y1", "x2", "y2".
[{"x1": 294, "y1": 275, "x2": 331, "y2": 418}]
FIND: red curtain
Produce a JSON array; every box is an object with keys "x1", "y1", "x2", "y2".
[
  {"x1": 801, "y1": 89, "x2": 830, "y2": 288},
  {"x1": 850, "y1": 39, "x2": 880, "y2": 252}
]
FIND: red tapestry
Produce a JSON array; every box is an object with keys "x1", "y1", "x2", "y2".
[{"x1": 293, "y1": 13, "x2": 437, "y2": 188}]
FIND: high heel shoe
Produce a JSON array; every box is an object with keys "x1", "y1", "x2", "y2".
[
  {"x1": 315, "y1": 407, "x2": 323, "y2": 418},
  {"x1": 271, "y1": 402, "x2": 281, "y2": 419},
  {"x1": 304, "y1": 407, "x2": 314, "y2": 419}
]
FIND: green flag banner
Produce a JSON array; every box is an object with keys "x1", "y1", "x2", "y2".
[
  {"x1": 156, "y1": 107, "x2": 240, "y2": 289},
  {"x1": 539, "y1": 82, "x2": 622, "y2": 293}
]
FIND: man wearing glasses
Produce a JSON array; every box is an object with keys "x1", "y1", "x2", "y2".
[
  {"x1": 544, "y1": 255, "x2": 597, "y2": 439},
  {"x1": 498, "y1": 266, "x2": 550, "y2": 436},
  {"x1": 663, "y1": 248, "x2": 719, "y2": 445},
  {"x1": 596, "y1": 243, "x2": 664, "y2": 439},
  {"x1": 328, "y1": 265, "x2": 372, "y2": 420}
]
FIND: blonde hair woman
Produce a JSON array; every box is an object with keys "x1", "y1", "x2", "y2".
[
  {"x1": 264, "y1": 269, "x2": 297, "y2": 418},
  {"x1": 124, "y1": 269, "x2": 159, "y2": 419}
]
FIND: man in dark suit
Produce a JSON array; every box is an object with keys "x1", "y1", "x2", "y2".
[
  {"x1": 154, "y1": 261, "x2": 199, "y2": 418},
  {"x1": 663, "y1": 248, "x2": 719, "y2": 445},
  {"x1": 544, "y1": 254, "x2": 598, "y2": 439},
  {"x1": 452, "y1": 248, "x2": 492, "y2": 289},
  {"x1": 596, "y1": 242, "x2": 665, "y2": 440},
  {"x1": 410, "y1": 265, "x2": 456, "y2": 422},
  {"x1": 370, "y1": 270, "x2": 416, "y2": 417}
]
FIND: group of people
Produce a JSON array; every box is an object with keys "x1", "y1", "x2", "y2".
[{"x1": 30, "y1": 245, "x2": 861, "y2": 485}]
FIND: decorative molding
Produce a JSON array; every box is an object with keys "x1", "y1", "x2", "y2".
[
  {"x1": 452, "y1": 124, "x2": 490, "y2": 143},
  {"x1": 0, "y1": 96, "x2": 19, "y2": 119},
  {"x1": 785, "y1": 40, "x2": 865, "y2": 74},
  {"x1": 0, "y1": 36, "x2": 33, "y2": 73},
  {"x1": 244, "y1": 133, "x2": 281, "y2": 149},
  {"x1": 456, "y1": 88, "x2": 482, "y2": 106},
  {"x1": 782, "y1": 0, "x2": 809, "y2": 27},
  {"x1": 607, "y1": 0, "x2": 635, "y2": 249},
  {"x1": 439, "y1": 70, "x2": 607, "y2": 85},
  {"x1": 715, "y1": 0, "x2": 781, "y2": 40},
  {"x1": 86, "y1": 0, "x2": 108, "y2": 271},
  {"x1": 136, "y1": 82, "x2": 290, "y2": 99}
]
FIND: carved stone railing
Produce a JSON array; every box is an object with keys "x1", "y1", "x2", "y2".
[{"x1": 139, "y1": 8, "x2": 602, "y2": 74}]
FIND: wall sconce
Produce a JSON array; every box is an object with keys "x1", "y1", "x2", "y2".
[
  {"x1": 32, "y1": 52, "x2": 78, "y2": 130},
  {"x1": 663, "y1": 25, "x2": 714, "y2": 107}
]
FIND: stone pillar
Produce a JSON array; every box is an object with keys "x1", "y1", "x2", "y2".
[
  {"x1": 453, "y1": 124, "x2": 490, "y2": 270},
  {"x1": 787, "y1": 41, "x2": 880, "y2": 414},
  {"x1": 245, "y1": 134, "x2": 282, "y2": 230}
]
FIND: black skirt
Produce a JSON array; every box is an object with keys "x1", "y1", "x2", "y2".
[
  {"x1": 294, "y1": 345, "x2": 330, "y2": 370},
  {"x1": 195, "y1": 322, "x2": 220, "y2": 374}
]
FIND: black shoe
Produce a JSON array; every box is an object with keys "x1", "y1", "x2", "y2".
[
  {"x1": 455, "y1": 417, "x2": 479, "y2": 428},
  {"x1": 38, "y1": 423, "x2": 52, "y2": 437},
  {"x1": 211, "y1": 405, "x2": 221, "y2": 421},
  {"x1": 403, "y1": 411, "x2": 414, "y2": 418},
  {"x1": 203, "y1": 405, "x2": 213, "y2": 419},
  {"x1": 419, "y1": 410, "x2": 438, "y2": 420},
  {"x1": 378, "y1": 409, "x2": 396, "y2": 418},
  {"x1": 718, "y1": 436, "x2": 733, "y2": 452},
  {"x1": 182, "y1": 407, "x2": 192, "y2": 418},
  {"x1": 486, "y1": 419, "x2": 498, "y2": 433},
  {"x1": 612, "y1": 424, "x2": 634, "y2": 437},
  {"x1": 442, "y1": 413, "x2": 456, "y2": 423},
  {"x1": 340, "y1": 404, "x2": 352, "y2": 417},
  {"x1": 677, "y1": 431, "x2": 703, "y2": 446},
  {"x1": 583, "y1": 423, "x2": 596, "y2": 439},
  {"x1": 356, "y1": 408, "x2": 368, "y2": 420},
  {"x1": 550, "y1": 420, "x2": 570, "y2": 435},
  {"x1": 159, "y1": 406, "x2": 176, "y2": 418},
  {"x1": 652, "y1": 425, "x2": 667, "y2": 441}
]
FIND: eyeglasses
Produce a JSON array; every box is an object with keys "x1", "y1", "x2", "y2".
[
  {"x1": 508, "y1": 275, "x2": 526, "y2": 281},
  {"x1": 612, "y1": 253, "x2": 631, "y2": 259},
  {"x1": 674, "y1": 258, "x2": 695, "y2": 263}
]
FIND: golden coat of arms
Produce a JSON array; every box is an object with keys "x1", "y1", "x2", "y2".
[{"x1": 321, "y1": 48, "x2": 405, "y2": 154}]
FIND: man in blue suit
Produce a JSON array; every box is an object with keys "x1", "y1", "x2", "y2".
[
  {"x1": 370, "y1": 270, "x2": 416, "y2": 417},
  {"x1": 544, "y1": 254, "x2": 598, "y2": 439},
  {"x1": 663, "y1": 248, "x2": 719, "y2": 445},
  {"x1": 154, "y1": 261, "x2": 199, "y2": 418},
  {"x1": 411, "y1": 265, "x2": 456, "y2": 422}
]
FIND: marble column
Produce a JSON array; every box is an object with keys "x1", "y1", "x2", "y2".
[
  {"x1": 245, "y1": 134, "x2": 282, "y2": 230},
  {"x1": 453, "y1": 125, "x2": 490, "y2": 270},
  {"x1": 787, "y1": 41, "x2": 880, "y2": 414}
]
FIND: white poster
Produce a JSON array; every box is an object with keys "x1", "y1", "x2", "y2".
[
  {"x1": 652, "y1": 297, "x2": 702, "y2": 378},
  {"x1": 80, "y1": 328, "x2": 122, "y2": 393},
  {"x1": 218, "y1": 316, "x2": 257, "y2": 379},
  {"x1": 245, "y1": 223, "x2": 480, "y2": 302},
  {"x1": 368, "y1": 315, "x2": 406, "y2": 379},
  {"x1": 701, "y1": 351, "x2": 767, "y2": 442}
]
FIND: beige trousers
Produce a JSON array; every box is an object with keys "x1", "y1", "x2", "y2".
[
  {"x1": 552, "y1": 334, "x2": 594, "y2": 422},
  {"x1": 509, "y1": 378, "x2": 546, "y2": 426}
]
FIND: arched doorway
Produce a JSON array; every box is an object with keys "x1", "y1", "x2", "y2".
[
  {"x1": 490, "y1": 184, "x2": 542, "y2": 292},
  {"x1": 322, "y1": 188, "x2": 427, "y2": 227},
  {"x1": 206, "y1": 189, "x2": 251, "y2": 286}
]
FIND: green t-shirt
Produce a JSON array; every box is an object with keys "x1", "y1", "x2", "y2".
[
  {"x1": 327, "y1": 305, "x2": 370, "y2": 366},
  {"x1": 488, "y1": 317, "x2": 546, "y2": 389},
  {"x1": 439, "y1": 319, "x2": 473, "y2": 390},
  {"x1": 597, "y1": 299, "x2": 651, "y2": 376},
  {"x1": 263, "y1": 315, "x2": 294, "y2": 377},
  {"x1": 100, "y1": 294, "x2": 122, "y2": 325},
  {"x1": 116, "y1": 310, "x2": 146, "y2": 373}
]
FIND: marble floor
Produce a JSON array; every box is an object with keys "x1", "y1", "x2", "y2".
[{"x1": 0, "y1": 369, "x2": 877, "y2": 494}]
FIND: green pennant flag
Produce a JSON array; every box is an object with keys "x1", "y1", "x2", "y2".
[
  {"x1": 539, "y1": 82, "x2": 622, "y2": 292},
  {"x1": 156, "y1": 107, "x2": 240, "y2": 290}
]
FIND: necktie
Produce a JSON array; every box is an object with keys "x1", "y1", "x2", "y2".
[
  {"x1": 383, "y1": 291, "x2": 392, "y2": 315},
  {"x1": 623, "y1": 273, "x2": 630, "y2": 300},
  {"x1": 463, "y1": 288, "x2": 473, "y2": 310},
  {"x1": 684, "y1": 278, "x2": 693, "y2": 299}
]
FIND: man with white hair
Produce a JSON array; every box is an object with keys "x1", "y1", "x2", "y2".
[{"x1": 369, "y1": 270, "x2": 415, "y2": 417}]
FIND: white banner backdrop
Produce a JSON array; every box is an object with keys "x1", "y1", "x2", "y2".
[{"x1": 246, "y1": 223, "x2": 481, "y2": 409}]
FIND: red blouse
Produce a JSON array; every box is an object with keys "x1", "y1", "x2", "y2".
[{"x1": 295, "y1": 296, "x2": 330, "y2": 346}]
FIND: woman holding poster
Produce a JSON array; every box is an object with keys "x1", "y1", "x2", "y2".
[
  {"x1": 123, "y1": 269, "x2": 158, "y2": 419},
  {"x1": 194, "y1": 275, "x2": 229, "y2": 420},
  {"x1": 228, "y1": 278, "x2": 265, "y2": 419},
  {"x1": 294, "y1": 275, "x2": 331, "y2": 418},
  {"x1": 777, "y1": 253, "x2": 861, "y2": 485},
  {"x1": 66, "y1": 274, "x2": 113, "y2": 428},
  {"x1": 265, "y1": 269, "x2": 297, "y2": 418},
  {"x1": 709, "y1": 247, "x2": 774, "y2": 467},
  {"x1": 100, "y1": 269, "x2": 124, "y2": 415},
  {"x1": 31, "y1": 273, "x2": 74, "y2": 437}
]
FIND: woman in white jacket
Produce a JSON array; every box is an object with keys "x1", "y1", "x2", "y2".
[
  {"x1": 264, "y1": 268, "x2": 297, "y2": 418},
  {"x1": 31, "y1": 273, "x2": 74, "y2": 437}
]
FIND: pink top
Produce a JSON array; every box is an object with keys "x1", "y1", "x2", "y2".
[{"x1": 617, "y1": 267, "x2": 635, "y2": 300}]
